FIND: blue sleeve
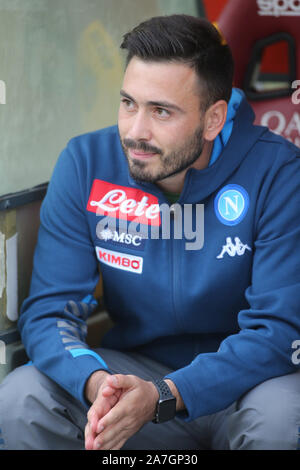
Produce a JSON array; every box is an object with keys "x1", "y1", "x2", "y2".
[
  {"x1": 18, "y1": 145, "x2": 111, "y2": 408},
  {"x1": 166, "y1": 155, "x2": 300, "y2": 421}
]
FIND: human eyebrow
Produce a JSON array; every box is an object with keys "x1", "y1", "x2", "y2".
[
  {"x1": 120, "y1": 90, "x2": 184, "y2": 113},
  {"x1": 147, "y1": 100, "x2": 184, "y2": 114},
  {"x1": 120, "y1": 90, "x2": 136, "y2": 102}
]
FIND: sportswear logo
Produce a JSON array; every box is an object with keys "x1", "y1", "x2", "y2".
[
  {"x1": 95, "y1": 246, "x2": 143, "y2": 274},
  {"x1": 214, "y1": 184, "x2": 249, "y2": 226},
  {"x1": 87, "y1": 180, "x2": 161, "y2": 226},
  {"x1": 217, "y1": 237, "x2": 252, "y2": 259}
]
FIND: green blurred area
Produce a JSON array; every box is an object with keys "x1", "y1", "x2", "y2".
[
  {"x1": 0, "y1": 0, "x2": 198, "y2": 196},
  {"x1": 0, "y1": 0, "x2": 200, "y2": 382}
]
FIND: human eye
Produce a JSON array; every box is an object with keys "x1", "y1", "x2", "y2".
[
  {"x1": 155, "y1": 107, "x2": 171, "y2": 119},
  {"x1": 121, "y1": 98, "x2": 135, "y2": 112}
]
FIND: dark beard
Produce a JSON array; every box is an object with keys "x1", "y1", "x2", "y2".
[{"x1": 120, "y1": 126, "x2": 204, "y2": 184}]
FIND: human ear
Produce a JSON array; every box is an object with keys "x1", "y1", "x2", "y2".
[{"x1": 203, "y1": 100, "x2": 227, "y2": 141}]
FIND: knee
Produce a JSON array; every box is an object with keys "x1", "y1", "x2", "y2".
[
  {"x1": 0, "y1": 365, "x2": 46, "y2": 417},
  {"x1": 0, "y1": 365, "x2": 57, "y2": 449},
  {"x1": 228, "y1": 372, "x2": 300, "y2": 450},
  {"x1": 0, "y1": 365, "x2": 86, "y2": 449}
]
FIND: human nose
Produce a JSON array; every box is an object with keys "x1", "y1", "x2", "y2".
[{"x1": 127, "y1": 110, "x2": 152, "y2": 141}]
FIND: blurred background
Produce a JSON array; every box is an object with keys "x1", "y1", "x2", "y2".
[{"x1": 0, "y1": 0, "x2": 299, "y2": 378}]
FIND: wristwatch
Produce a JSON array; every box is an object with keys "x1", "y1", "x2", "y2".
[{"x1": 152, "y1": 379, "x2": 176, "y2": 424}]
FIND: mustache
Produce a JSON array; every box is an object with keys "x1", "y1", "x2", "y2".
[{"x1": 122, "y1": 138, "x2": 162, "y2": 155}]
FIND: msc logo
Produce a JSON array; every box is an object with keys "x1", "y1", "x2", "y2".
[
  {"x1": 214, "y1": 184, "x2": 249, "y2": 226},
  {"x1": 97, "y1": 228, "x2": 146, "y2": 251}
]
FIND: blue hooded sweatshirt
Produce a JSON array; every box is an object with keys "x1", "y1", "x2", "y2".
[{"x1": 19, "y1": 89, "x2": 300, "y2": 422}]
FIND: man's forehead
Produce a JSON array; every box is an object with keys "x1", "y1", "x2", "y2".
[{"x1": 122, "y1": 57, "x2": 201, "y2": 106}]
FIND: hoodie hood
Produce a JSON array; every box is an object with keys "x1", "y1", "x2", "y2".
[
  {"x1": 177, "y1": 89, "x2": 268, "y2": 203},
  {"x1": 209, "y1": 87, "x2": 245, "y2": 166}
]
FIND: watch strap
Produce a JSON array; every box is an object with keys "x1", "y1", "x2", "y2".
[
  {"x1": 153, "y1": 379, "x2": 173, "y2": 399},
  {"x1": 152, "y1": 379, "x2": 176, "y2": 423}
]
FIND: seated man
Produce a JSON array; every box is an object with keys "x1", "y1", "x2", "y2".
[{"x1": 1, "y1": 14, "x2": 300, "y2": 450}]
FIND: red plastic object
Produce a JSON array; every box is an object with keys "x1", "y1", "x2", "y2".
[{"x1": 215, "y1": 0, "x2": 300, "y2": 147}]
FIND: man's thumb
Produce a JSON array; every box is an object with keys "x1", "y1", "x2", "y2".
[{"x1": 108, "y1": 374, "x2": 133, "y2": 389}]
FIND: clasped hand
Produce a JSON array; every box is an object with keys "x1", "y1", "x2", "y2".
[{"x1": 85, "y1": 373, "x2": 159, "y2": 450}]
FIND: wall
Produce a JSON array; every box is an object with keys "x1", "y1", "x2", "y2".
[
  {"x1": 0, "y1": 0, "x2": 198, "y2": 197},
  {"x1": 0, "y1": 0, "x2": 199, "y2": 380}
]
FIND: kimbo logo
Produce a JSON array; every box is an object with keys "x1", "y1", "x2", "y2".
[{"x1": 257, "y1": 0, "x2": 300, "y2": 16}]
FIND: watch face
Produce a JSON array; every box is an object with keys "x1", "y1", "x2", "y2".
[{"x1": 158, "y1": 397, "x2": 176, "y2": 423}]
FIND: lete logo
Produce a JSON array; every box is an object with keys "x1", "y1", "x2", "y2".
[{"x1": 87, "y1": 180, "x2": 161, "y2": 226}]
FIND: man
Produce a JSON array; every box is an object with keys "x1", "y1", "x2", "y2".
[{"x1": 1, "y1": 14, "x2": 300, "y2": 451}]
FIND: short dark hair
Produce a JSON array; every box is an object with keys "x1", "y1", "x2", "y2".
[{"x1": 120, "y1": 14, "x2": 234, "y2": 110}]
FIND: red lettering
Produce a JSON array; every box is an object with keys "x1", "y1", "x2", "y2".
[
  {"x1": 98, "y1": 250, "x2": 107, "y2": 261},
  {"x1": 122, "y1": 258, "x2": 130, "y2": 267},
  {"x1": 111, "y1": 255, "x2": 121, "y2": 265},
  {"x1": 96, "y1": 247, "x2": 143, "y2": 274},
  {"x1": 131, "y1": 260, "x2": 140, "y2": 270}
]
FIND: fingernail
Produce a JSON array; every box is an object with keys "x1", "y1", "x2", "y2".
[
  {"x1": 111, "y1": 375, "x2": 118, "y2": 386},
  {"x1": 97, "y1": 424, "x2": 104, "y2": 433}
]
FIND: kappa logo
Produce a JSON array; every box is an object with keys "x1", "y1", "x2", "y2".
[
  {"x1": 98, "y1": 228, "x2": 146, "y2": 251},
  {"x1": 87, "y1": 180, "x2": 161, "y2": 226},
  {"x1": 214, "y1": 184, "x2": 249, "y2": 226},
  {"x1": 95, "y1": 246, "x2": 143, "y2": 274},
  {"x1": 257, "y1": 0, "x2": 300, "y2": 16},
  {"x1": 217, "y1": 237, "x2": 252, "y2": 259}
]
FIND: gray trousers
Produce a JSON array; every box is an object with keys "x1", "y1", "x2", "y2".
[{"x1": 1, "y1": 347, "x2": 300, "y2": 450}]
